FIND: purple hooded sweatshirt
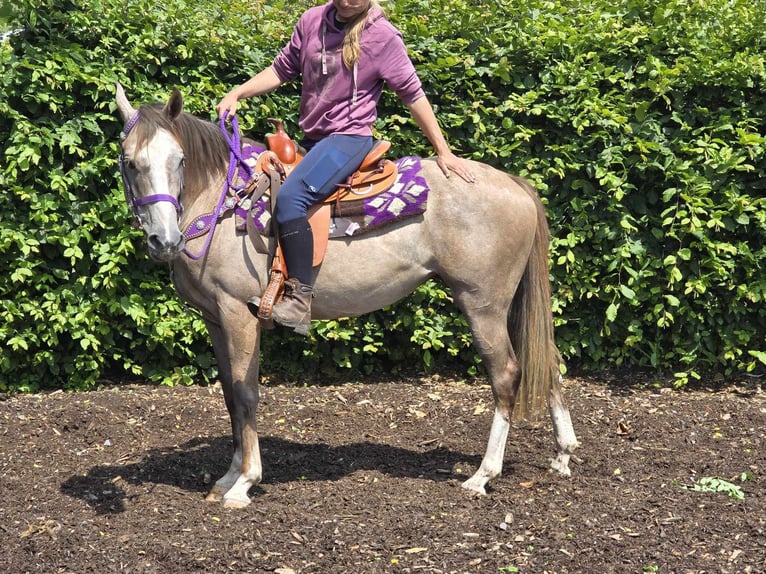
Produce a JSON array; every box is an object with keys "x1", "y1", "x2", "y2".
[{"x1": 270, "y1": 2, "x2": 426, "y2": 141}]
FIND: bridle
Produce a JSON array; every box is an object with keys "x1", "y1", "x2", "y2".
[
  {"x1": 119, "y1": 109, "x2": 257, "y2": 261},
  {"x1": 119, "y1": 110, "x2": 184, "y2": 231}
]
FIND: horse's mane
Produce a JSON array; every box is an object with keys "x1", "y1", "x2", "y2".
[{"x1": 133, "y1": 104, "x2": 229, "y2": 196}]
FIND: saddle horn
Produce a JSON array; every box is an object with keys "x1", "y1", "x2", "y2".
[{"x1": 265, "y1": 118, "x2": 297, "y2": 165}]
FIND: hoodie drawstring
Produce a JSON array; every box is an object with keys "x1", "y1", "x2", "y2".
[{"x1": 321, "y1": 20, "x2": 359, "y2": 106}]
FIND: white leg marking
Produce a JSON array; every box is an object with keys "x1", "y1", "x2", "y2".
[
  {"x1": 222, "y1": 442, "x2": 262, "y2": 509},
  {"x1": 206, "y1": 448, "x2": 242, "y2": 502},
  {"x1": 222, "y1": 475, "x2": 256, "y2": 509},
  {"x1": 462, "y1": 409, "x2": 510, "y2": 495},
  {"x1": 549, "y1": 385, "x2": 579, "y2": 476}
]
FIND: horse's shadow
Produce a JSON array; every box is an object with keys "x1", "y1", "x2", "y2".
[{"x1": 60, "y1": 435, "x2": 481, "y2": 514}]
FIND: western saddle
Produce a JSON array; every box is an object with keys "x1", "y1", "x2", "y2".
[{"x1": 252, "y1": 120, "x2": 399, "y2": 326}]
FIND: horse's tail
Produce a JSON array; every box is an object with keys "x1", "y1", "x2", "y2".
[{"x1": 508, "y1": 176, "x2": 561, "y2": 421}]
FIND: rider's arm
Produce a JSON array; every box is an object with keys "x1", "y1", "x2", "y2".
[
  {"x1": 216, "y1": 68, "x2": 283, "y2": 119},
  {"x1": 407, "y1": 96, "x2": 475, "y2": 184}
]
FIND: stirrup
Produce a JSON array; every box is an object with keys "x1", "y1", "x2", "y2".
[{"x1": 246, "y1": 295, "x2": 262, "y2": 318}]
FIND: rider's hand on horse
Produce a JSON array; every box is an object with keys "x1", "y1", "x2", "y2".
[
  {"x1": 438, "y1": 151, "x2": 476, "y2": 184},
  {"x1": 216, "y1": 94, "x2": 239, "y2": 121}
]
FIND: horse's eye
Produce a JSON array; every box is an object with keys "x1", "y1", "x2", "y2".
[{"x1": 125, "y1": 159, "x2": 137, "y2": 170}]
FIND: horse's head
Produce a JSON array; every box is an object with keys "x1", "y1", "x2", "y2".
[{"x1": 116, "y1": 83, "x2": 187, "y2": 262}]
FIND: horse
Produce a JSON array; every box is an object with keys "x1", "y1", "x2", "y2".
[{"x1": 114, "y1": 84, "x2": 579, "y2": 509}]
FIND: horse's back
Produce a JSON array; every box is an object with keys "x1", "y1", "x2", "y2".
[
  {"x1": 312, "y1": 159, "x2": 540, "y2": 319},
  {"x1": 417, "y1": 158, "x2": 539, "y2": 259}
]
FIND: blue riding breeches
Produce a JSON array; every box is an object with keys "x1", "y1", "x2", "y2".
[{"x1": 273, "y1": 134, "x2": 374, "y2": 226}]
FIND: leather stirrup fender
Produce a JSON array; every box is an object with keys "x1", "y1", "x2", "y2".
[{"x1": 308, "y1": 204, "x2": 331, "y2": 266}]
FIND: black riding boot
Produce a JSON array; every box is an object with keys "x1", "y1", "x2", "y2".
[{"x1": 247, "y1": 217, "x2": 315, "y2": 336}]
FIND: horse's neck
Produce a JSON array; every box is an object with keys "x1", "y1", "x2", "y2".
[
  {"x1": 178, "y1": 116, "x2": 230, "y2": 219},
  {"x1": 178, "y1": 169, "x2": 228, "y2": 232}
]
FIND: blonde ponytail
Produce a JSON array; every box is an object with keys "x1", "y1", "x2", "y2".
[{"x1": 342, "y1": 1, "x2": 381, "y2": 70}]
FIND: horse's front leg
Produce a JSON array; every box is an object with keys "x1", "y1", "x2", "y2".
[{"x1": 202, "y1": 312, "x2": 263, "y2": 509}]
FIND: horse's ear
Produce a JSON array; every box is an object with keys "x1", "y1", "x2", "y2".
[
  {"x1": 164, "y1": 88, "x2": 184, "y2": 121},
  {"x1": 115, "y1": 82, "x2": 137, "y2": 123}
]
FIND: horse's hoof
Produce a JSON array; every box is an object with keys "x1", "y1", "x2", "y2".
[
  {"x1": 222, "y1": 495, "x2": 251, "y2": 509},
  {"x1": 460, "y1": 478, "x2": 488, "y2": 496},
  {"x1": 205, "y1": 483, "x2": 230, "y2": 502},
  {"x1": 205, "y1": 491, "x2": 224, "y2": 503},
  {"x1": 549, "y1": 454, "x2": 572, "y2": 476}
]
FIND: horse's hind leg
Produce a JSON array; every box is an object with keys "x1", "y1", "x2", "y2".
[
  {"x1": 549, "y1": 374, "x2": 578, "y2": 475},
  {"x1": 458, "y1": 313, "x2": 579, "y2": 493},
  {"x1": 459, "y1": 309, "x2": 521, "y2": 495}
]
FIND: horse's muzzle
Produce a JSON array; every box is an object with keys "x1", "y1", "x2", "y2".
[{"x1": 147, "y1": 231, "x2": 186, "y2": 262}]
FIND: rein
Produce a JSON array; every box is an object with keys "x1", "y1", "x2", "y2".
[
  {"x1": 181, "y1": 112, "x2": 261, "y2": 260},
  {"x1": 120, "y1": 110, "x2": 257, "y2": 261}
]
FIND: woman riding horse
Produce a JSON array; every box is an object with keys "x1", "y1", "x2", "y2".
[{"x1": 216, "y1": 0, "x2": 475, "y2": 336}]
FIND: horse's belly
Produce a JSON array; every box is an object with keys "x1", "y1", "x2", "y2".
[{"x1": 311, "y1": 228, "x2": 433, "y2": 319}]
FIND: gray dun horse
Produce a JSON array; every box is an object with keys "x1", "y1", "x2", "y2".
[{"x1": 115, "y1": 84, "x2": 578, "y2": 509}]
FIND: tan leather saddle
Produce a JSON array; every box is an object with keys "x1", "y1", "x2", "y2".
[
  {"x1": 257, "y1": 119, "x2": 398, "y2": 202},
  {"x1": 254, "y1": 120, "x2": 399, "y2": 326}
]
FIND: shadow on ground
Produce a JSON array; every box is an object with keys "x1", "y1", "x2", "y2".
[{"x1": 60, "y1": 435, "x2": 479, "y2": 514}]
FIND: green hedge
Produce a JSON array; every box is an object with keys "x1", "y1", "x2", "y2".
[{"x1": 1, "y1": 0, "x2": 764, "y2": 392}]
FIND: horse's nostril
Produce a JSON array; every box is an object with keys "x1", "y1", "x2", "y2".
[
  {"x1": 147, "y1": 232, "x2": 185, "y2": 259},
  {"x1": 147, "y1": 233, "x2": 164, "y2": 252}
]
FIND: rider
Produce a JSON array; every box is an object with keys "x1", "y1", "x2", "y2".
[{"x1": 216, "y1": 0, "x2": 475, "y2": 336}]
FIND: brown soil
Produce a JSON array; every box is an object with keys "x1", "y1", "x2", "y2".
[{"x1": 0, "y1": 373, "x2": 764, "y2": 573}]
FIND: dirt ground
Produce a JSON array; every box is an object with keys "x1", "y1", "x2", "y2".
[{"x1": 0, "y1": 372, "x2": 764, "y2": 574}]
